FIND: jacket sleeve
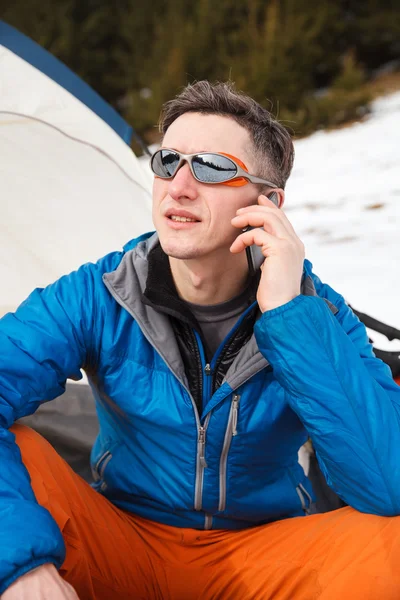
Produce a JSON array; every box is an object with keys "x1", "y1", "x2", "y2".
[
  {"x1": 0, "y1": 261, "x2": 104, "y2": 593},
  {"x1": 254, "y1": 267, "x2": 400, "y2": 517}
]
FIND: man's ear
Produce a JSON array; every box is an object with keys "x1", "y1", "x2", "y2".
[{"x1": 267, "y1": 190, "x2": 285, "y2": 208}]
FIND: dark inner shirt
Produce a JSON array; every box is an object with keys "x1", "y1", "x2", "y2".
[{"x1": 185, "y1": 284, "x2": 255, "y2": 359}]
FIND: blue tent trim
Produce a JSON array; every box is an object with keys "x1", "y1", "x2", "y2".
[{"x1": 0, "y1": 20, "x2": 133, "y2": 145}]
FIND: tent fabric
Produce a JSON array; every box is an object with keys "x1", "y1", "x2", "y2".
[
  {"x1": 0, "y1": 29, "x2": 153, "y2": 316},
  {"x1": 20, "y1": 384, "x2": 99, "y2": 483},
  {"x1": 0, "y1": 111, "x2": 153, "y2": 314},
  {"x1": 0, "y1": 44, "x2": 152, "y2": 184},
  {"x1": 0, "y1": 20, "x2": 132, "y2": 144}
]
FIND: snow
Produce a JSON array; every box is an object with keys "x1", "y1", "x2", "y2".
[{"x1": 285, "y1": 91, "x2": 400, "y2": 350}]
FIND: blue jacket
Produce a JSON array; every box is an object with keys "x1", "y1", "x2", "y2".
[{"x1": 0, "y1": 231, "x2": 400, "y2": 591}]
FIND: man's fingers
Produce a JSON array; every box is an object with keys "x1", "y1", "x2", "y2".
[
  {"x1": 236, "y1": 199, "x2": 297, "y2": 236},
  {"x1": 230, "y1": 228, "x2": 279, "y2": 254},
  {"x1": 258, "y1": 194, "x2": 281, "y2": 209},
  {"x1": 231, "y1": 211, "x2": 292, "y2": 239}
]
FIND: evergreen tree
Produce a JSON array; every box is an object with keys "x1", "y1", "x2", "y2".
[{"x1": 1, "y1": 0, "x2": 399, "y2": 141}]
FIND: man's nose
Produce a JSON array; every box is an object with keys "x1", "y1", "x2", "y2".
[{"x1": 168, "y1": 162, "x2": 198, "y2": 201}]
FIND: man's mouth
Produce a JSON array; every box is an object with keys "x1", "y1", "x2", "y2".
[{"x1": 169, "y1": 215, "x2": 198, "y2": 223}]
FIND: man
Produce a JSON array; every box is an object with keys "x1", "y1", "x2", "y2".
[{"x1": 1, "y1": 80, "x2": 400, "y2": 600}]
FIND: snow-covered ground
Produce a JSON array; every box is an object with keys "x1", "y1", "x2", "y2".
[{"x1": 285, "y1": 91, "x2": 400, "y2": 350}]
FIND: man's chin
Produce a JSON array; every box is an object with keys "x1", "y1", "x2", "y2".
[{"x1": 160, "y1": 241, "x2": 203, "y2": 261}]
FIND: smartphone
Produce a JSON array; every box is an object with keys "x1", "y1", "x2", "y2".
[{"x1": 244, "y1": 192, "x2": 278, "y2": 276}]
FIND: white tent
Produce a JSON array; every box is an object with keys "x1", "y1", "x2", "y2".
[{"x1": 0, "y1": 20, "x2": 153, "y2": 316}]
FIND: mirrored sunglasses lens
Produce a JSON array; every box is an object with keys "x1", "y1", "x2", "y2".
[
  {"x1": 192, "y1": 154, "x2": 237, "y2": 183},
  {"x1": 152, "y1": 150, "x2": 180, "y2": 178}
]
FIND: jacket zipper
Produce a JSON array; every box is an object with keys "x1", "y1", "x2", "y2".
[
  {"x1": 92, "y1": 450, "x2": 112, "y2": 483},
  {"x1": 296, "y1": 482, "x2": 313, "y2": 515},
  {"x1": 194, "y1": 412, "x2": 211, "y2": 510},
  {"x1": 218, "y1": 394, "x2": 240, "y2": 511},
  {"x1": 193, "y1": 334, "x2": 213, "y2": 513},
  {"x1": 211, "y1": 303, "x2": 258, "y2": 392},
  {"x1": 201, "y1": 363, "x2": 213, "y2": 529}
]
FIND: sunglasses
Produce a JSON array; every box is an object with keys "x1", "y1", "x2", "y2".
[{"x1": 150, "y1": 148, "x2": 278, "y2": 189}]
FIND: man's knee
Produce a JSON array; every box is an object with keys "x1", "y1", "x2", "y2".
[
  {"x1": 11, "y1": 422, "x2": 53, "y2": 454},
  {"x1": 303, "y1": 508, "x2": 400, "y2": 599},
  {"x1": 10, "y1": 423, "x2": 75, "y2": 504}
]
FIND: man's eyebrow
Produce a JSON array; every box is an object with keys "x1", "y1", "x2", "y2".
[{"x1": 159, "y1": 147, "x2": 211, "y2": 153}]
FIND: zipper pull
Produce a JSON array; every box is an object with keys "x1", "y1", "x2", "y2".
[
  {"x1": 198, "y1": 426, "x2": 208, "y2": 468},
  {"x1": 204, "y1": 363, "x2": 212, "y2": 375},
  {"x1": 232, "y1": 394, "x2": 240, "y2": 436}
]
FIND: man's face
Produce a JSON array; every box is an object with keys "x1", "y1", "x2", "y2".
[{"x1": 152, "y1": 112, "x2": 262, "y2": 261}]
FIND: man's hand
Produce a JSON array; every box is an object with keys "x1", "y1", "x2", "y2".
[
  {"x1": 1, "y1": 564, "x2": 79, "y2": 599},
  {"x1": 230, "y1": 194, "x2": 305, "y2": 313}
]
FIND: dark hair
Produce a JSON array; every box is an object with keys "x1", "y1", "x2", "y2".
[{"x1": 159, "y1": 80, "x2": 294, "y2": 189}]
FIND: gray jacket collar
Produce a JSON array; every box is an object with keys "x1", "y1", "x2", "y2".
[{"x1": 103, "y1": 233, "x2": 338, "y2": 394}]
